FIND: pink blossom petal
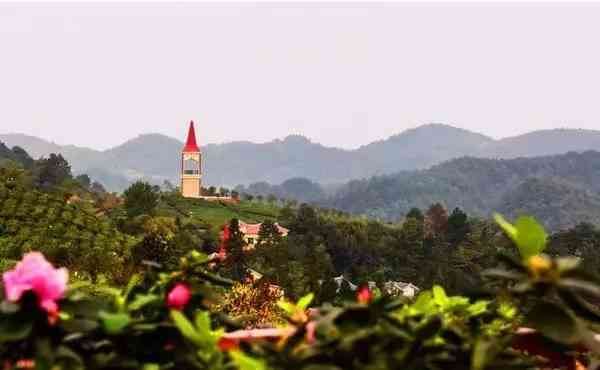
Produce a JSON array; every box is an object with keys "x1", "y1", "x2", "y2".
[{"x1": 2, "y1": 252, "x2": 68, "y2": 315}]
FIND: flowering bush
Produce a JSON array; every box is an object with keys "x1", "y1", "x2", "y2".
[
  {"x1": 0, "y1": 215, "x2": 600, "y2": 369},
  {"x1": 214, "y1": 281, "x2": 285, "y2": 328}
]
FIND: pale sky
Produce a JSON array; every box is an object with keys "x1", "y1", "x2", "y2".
[{"x1": 1, "y1": 2, "x2": 600, "y2": 150}]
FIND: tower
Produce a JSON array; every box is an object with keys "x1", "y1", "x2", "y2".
[{"x1": 181, "y1": 120, "x2": 202, "y2": 198}]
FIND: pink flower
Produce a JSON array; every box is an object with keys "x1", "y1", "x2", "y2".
[
  {"x1": 2, "y1": 252, "x2": 68, "y2": 317},
  {"x1": 167, "y1": 283, "x2": 191, "y2": 310}
]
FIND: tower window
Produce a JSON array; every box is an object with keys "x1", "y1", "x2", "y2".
[{"x1": 183, "y1": 157, "x2": 200, "y2": 175}]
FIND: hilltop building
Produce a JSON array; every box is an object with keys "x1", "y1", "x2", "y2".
[{"x1": 181, "y1": 121, "x2": 202, "y2": 198}]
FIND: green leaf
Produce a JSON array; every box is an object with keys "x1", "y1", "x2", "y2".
[
  {"x1": 55, "y1": 345, "x2": 83, "y2": 365},
  {"x1": 482, "y1": 268, "x2": 525, "y2": 281},
  {"x1": 525, "y1": 302, "x2": 578, "y2": 344},
  {"x1": 472, "y1": 338, "x2": 501, "y2": 370},
  {"x1": 277, "y1": 300, "x2": 296, "y2": 315},
  {"x1": 170, "y1": 309, "x2": 201, "y2": 346},
  {"x1": 229, "y1": 350, "x2": 267, "y2": 370},
  {"x1": 60, "y1": 318, "x2": 99, "y2": 333},
  {"x1": 559, "y1": 289, "x2": 600, "y2": 323},
  {"x1": 99, "y1": 311, "x2": 131, "y2": 335},
  {"x1": 467, "y1": 301, "x2": 490, "y2": 316},
  {"x1": 194, "y1": 310, "x2": 219, "y2": 344},
  {"x1": 297, "y1": 293, "x2": 314, "y2": 310},
  {"x1": 494, "y1": 214, "x2": 547, "y2": 259},
  {"x1": 432, "y1": 285, "x2": 449, "y2": 307},
  {"x1": 124, "y1": 273, "x2": 142, "y2": 299},
  {"x1": 559, "y1": 278, "x2": 600, "y2": 299},
  {"x1": 494, "y1": 214, "x2": 517, "y2": 240},
  {"x1": 0, "y1": 315, "x2": 33, "y2": 342},
  {"x1": 128, "y1": 294, "x2": 160, "y2": 311}
]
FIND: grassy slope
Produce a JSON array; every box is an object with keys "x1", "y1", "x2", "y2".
[{"x1": 158, "y1": 195, "x2": 281, "y2": 231}]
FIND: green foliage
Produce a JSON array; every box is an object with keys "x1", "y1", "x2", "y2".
[
  {"x1": 256, "y1": 288, "x2": 532, "y2": 370},
  {"x1": 3, "y1": 214, "x2": 600, "y2": 369},
  {"x1": 223, "y1": 219, "x2": 248, "y2": 281},
  {"x1": 33, "y1": 153, "x2": 72, "y2": 189},
  {"x1": 330, "y1": 151, "x2": 600, "y2": 231},
  {"x1": 123, "y1": 181, "x2": 160, "y2": 218},
  {"x1": 0, "y1": 181, "x2": 134, "y2": 282},
  {"x1": 0, "y1": 251, "x2": 234, "y2": 369},
  {"x1": 494, "y1": 214, "x2": 547, "y2": 260},
  {"x1": 0, "y1": 142, "x2": 34, "y2": 169}
]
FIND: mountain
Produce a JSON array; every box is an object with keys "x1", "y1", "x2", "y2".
[
  {"x1": 356, "y1": 124, "x2": 494, "y2": 175},
  {"x1": 0, "y1": 134, "x2": 101, "y2": 172},
  {"x1": 480, "y1": 128, "x2": 600, "y2": 158},
  {"x1": 328, "y1": 151, "x2": 600, "y2": 230},
  {"x1": 3, "y1": 124, "x2": 600, "y2": 192}
]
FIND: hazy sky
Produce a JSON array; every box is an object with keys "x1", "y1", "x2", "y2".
[{"x1": 1, "y1": 3, "x2": 600, "y2": 150}]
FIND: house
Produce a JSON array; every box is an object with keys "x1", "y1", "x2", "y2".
[
  {"x1": 321, "y1": 275, "x2": 420, "y2": 298},
  {"x1": 383, "y1": 281, "x2": 420, "y2": 298},
  {"x1": 238, "y1": 221, "x2": 289, "y2": 246}
]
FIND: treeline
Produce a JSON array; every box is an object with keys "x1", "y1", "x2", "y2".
[
  {"x1": 215, "y1": 201, "x2": 600, "y2": 301},
  {"x1": 239, "y1": 151, "x2": 600, "y2": 231},
  {"x1": 0, "y1": 141, "x2": 106, "y2": 193},
  {"x1": 234, "y1": 177, "x2": 327, "y2": 204}
]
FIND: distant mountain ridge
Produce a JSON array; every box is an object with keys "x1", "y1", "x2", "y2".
[
  {"x1": 328, "y1": 151, "x2": 600, "y2": 231},
  {"x1": 2, "y1": 124, "x2": 600, "y2": 191}
]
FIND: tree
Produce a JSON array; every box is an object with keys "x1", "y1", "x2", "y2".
[
  {"x1": 33, "y1": 153, "x2": 72, "y2": 189},
  {"x1": 123, "y1": 181, "x2": 159, "y2": 218},
  {"x1": 447, "y1": 207, "x2": 470, "y2": 245},
  {"x1": 10, "y1": 146, "x2": 34, "y2": 169},
  {"x1": 257, "y1": 220, "x2": 283, "y2": 248},
  {"x1": 75, "y1": 174, "x2": 92, "y2": 189},
  {"x1": 132, "y1": 216, "x2": 182, "y2": 269},
  {"x1": 425, "y1": 203, "x2": 448, "y2": 239},
  {"x1": 267, "y1": 194, "x2": 278, "y2": 204},
  {"x1": 208, "y1": 186, "x2": 217, "y2": 196},
  {"x1": 90, "y1": 181, "x2": 106, "y2": 194},
  {"x1": 250, "y1": 222, "x2": 289, "y2": 287},
  {"x1": 406, "y1": 208, "x2": 424, "y2": 223},
  {"x1": 162, "y1": 180, "x2": 176, "y2": 192},
  {"x1": 224, "y1": 218, "x2": 248, "y2": 281}
]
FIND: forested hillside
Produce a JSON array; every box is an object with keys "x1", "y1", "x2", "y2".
[{"x1": 328, "y1": 151, "x2": 600, "y2": 230}]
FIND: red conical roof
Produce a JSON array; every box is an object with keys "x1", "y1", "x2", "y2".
[{"x1": 183, "y1": 120, "x2": 200, "y2": 152}]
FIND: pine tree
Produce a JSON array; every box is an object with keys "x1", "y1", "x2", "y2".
[{"x1": 224, "y1": 218, "x2": 248, "y2": 281}]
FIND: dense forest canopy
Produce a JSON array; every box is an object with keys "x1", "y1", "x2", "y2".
[{"x1": 241, "y1": 151, "x2": 600, "y2": 231}]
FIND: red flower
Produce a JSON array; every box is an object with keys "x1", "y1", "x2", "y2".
[
  {"x1": 356, "y1": 285, "x2": 372, "y2": 304},
  {"x1": 167, "y1": 283, "x2": 191, "y2": 310},
  {"x1": 217, "y1": 337, "x2": 240, "y2": 351}
]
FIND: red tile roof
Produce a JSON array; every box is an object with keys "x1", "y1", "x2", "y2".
[
  {"x1": 183, "y1": 120, "x2": 200, "y2": 152},
  {"x1": 239, "y1": 221, "x2": 289, "y2": 236}
]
